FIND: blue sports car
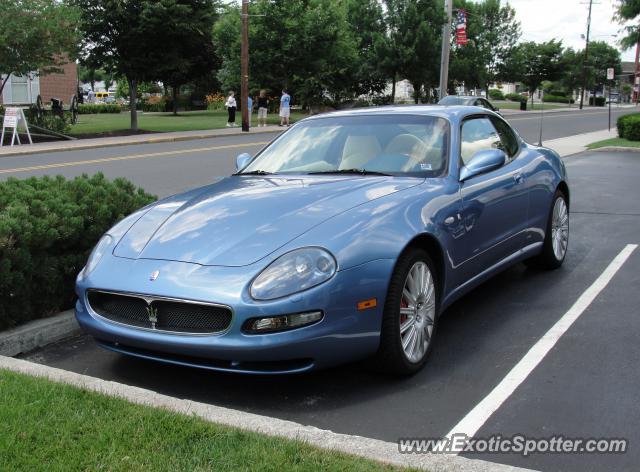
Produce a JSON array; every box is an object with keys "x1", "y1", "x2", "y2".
[{"x1": 75, "y1": 106, "x2": 569, "y2": 375}]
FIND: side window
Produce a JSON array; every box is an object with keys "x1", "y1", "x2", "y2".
[
  {"x1": 460, "y1": 117, "x2": 502, "y2": 165},
  {"x1": 490, "y1": 118, "x2": 520, "y2": 158}
]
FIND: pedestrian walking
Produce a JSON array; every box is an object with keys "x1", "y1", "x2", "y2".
[
  {"x1": 247, "y1": 95, "x2": 253, "y2": 127},
  {"x1": 279, "y1": 89, "x2": 291, "y2": 127},
  {"x1": 257, "y1": 90, "x2": 269, "y2": 127},
  {"x1": 225, "y1": 91, "x2": 237, "y2": 127}
]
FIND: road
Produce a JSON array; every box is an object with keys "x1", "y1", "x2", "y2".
[
  {"x1": 0, "y1": 106, "x2": 633, "y2": 197},
  {"x1": 20, "y1": 149, "x2": 640, "y2": 471}
]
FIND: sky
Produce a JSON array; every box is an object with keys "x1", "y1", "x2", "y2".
[{"x1": 503, "y1": 0, "x2": 635, "y2": 61}]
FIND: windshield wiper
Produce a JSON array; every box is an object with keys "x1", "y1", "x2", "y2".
[
  {"x1": 307, "y1": 168, "x2": 391, "y2": 176},
  {"x1": 237, "y1": 170, "x2": 274, "y2": 176}
]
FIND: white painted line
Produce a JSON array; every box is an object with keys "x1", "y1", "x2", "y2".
[
  {"x1": 446, "y1": 244, "x2": 638, "y2": 447},
  {"x1": 0, "y1": 355, "x2": 534, "y2": 472}
]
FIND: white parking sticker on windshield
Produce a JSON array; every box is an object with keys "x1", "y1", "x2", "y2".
[{"x1": 420, "y1": 163, "x2": 432, "y2": 170}]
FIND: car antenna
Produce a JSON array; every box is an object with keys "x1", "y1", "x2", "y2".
[{"x1": 538, "y1": 89, "x2": 545, "y2": 146}]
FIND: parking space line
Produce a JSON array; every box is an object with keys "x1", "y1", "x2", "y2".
[{"x1": 446, "y1": 244, "x2": 638, "y2": 448}]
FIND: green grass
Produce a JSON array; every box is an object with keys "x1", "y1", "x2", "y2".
[
  {"x1": 70, "y1": 109, "x2": 308, "y2": 136},
  {"x1": 493, "y1": 100, "x2": 573, "y2": 111},
  {"x1": 0, "y1": 369, "x2": 409, "y2": 472},
  {"x1": 587, "y1": 137, "x2": 640, "y2": 149}
]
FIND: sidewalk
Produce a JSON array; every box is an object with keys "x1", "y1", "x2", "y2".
[
  {"x1": 542, "y1": 129, "x2": 616, "y2": 157},
  {"x1": 0, "y1": 125, "x2": 284, "y2": 157},
  {"x1": 500, "y1": 103, "x2": 637, "y2": 115}
]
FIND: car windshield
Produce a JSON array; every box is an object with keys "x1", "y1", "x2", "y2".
[
  {"x1": 438, "y1": 96, "x2": 467, "y2": 105},
  {"x1": 241, "y1": 115, "x2": 450, "y2": 177}
]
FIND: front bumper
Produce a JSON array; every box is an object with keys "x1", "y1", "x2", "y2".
[{"x1": 75, "y1": 256, "x2": 394, "y2": 374}]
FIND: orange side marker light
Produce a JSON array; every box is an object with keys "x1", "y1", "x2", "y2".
[{"x1": 357, "y1": 298, "x2": 377, "y2": 311}]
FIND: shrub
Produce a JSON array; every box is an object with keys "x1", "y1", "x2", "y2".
[
  {"x1": 542, "y1": 94, "x2": 571, "y2": 104},
  {"x1": 142, "y1": 95, "x2": 167, "y2": 113},
  {"x1": 23, "y1": 106, "x2": 71, "y2": 134},
  {"x1": 505, "y1": 93, "x2": 526, "y2": 103},
  {"x1": 0, "y1": 174, "x2": 156, "y2": 330},
  {"x1": 489, "y1": 89, "x2": 505, "y2": 100},
  {"x1": 618, "y1": 113, "x2": 640, "y2": 140},
  {"x1": 589, "y1": 96, "x2": 606, "y2": 107},
  {"x1": 78, "y1": 103, "x2": 121, "y2": 114}
]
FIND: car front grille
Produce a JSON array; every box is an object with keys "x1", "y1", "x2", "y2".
[{"x1": 86, "y1": 291, "x2": 232, "y2": 335}]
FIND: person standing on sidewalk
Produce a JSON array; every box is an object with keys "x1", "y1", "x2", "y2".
[
  {"x1": 279, "y1": 89, "x2": 291, "y2": 127},
  {"x1": 225, "y1": 91, "x2": 237, "y2": 127},
  {"x1": 257, "y1": 90, "x2": 269, "y2": 127},
  {"x1": 247, "y1": 95, "x2": 253, "y2": 128}
]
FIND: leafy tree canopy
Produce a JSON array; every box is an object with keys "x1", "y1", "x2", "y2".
[{"x1": 0, "y1": 0, "x2": 80, "y2": 95}]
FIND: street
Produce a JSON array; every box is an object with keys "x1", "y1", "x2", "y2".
[
  {"x1": 16, "y1": 140, "x2": 640, "y2": 471},
  {"x1": 0, "y1": 107, "x2": 632, "y2": 198}
]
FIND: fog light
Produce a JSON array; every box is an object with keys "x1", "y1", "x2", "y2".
[{"x1": 243, "y1": 311, "x2": 323, "y2": 334}]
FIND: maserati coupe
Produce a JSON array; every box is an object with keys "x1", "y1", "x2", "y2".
[{"x1": 75, "y1": 106, "x2": 569, "y2": 375}]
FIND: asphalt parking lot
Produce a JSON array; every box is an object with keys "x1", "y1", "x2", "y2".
[{"x1": 22, "y1": 150, "x2": 640, "y2": 471}]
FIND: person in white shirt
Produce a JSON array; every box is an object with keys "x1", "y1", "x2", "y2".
[{"x1": 225, "y1": 91, "x2": 237, "y2": 127}]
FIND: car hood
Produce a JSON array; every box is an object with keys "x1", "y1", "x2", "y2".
[{"x1": 113, "y1": 175, "x2": 421, "y2": 267}]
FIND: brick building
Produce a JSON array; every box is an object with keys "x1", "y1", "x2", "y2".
[{"x1": 1, "y1": 61, "x2": 78, "y2": 106}]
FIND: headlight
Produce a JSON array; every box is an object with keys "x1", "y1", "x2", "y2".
[
  {"x1": 82, "y1": 235, "x2": 113, "y2": 277},
  {"x1": 250, "y1": 247, "x2": 337, "y2": 300}
]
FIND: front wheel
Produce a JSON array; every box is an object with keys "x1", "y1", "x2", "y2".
[{"x1": 374, "y1": 249, "x2": 439, "y2": 375}]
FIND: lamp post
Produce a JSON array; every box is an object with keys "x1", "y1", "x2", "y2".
[
  {"x1": 438, "y1": 0, "x2": 453, "y2": 100},
  {"x1": 579, "y1": 0, "x2": 593, "y2": 110}
]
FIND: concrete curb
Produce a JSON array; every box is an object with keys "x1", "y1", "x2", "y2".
[
  {"x1": 0, "y1": 128, "x2": 283, "y2": 158},
  {"x1": 0, "y1": 311, "x2": 81, "y2": 357},
  {"x1": 0, "y1": 355, "x2": 534, "y2": 472},
  {"x1": 589, "y1": 146, "x2": 640, "y2": 153}
]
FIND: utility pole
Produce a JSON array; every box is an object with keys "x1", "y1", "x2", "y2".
[
  {"x1": 241, "y1": 0, "x2": 250, "y2": 132},
  {"x1": 438, "y1": 0, "x2": 454, "y2": 100},
  {"x1": 579, "y1": 0, "x2": 594, "y2": 110}
]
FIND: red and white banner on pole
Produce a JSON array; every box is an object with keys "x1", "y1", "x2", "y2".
[{"x1": 455, "y1": 9, "x2": 468, "y2": 46}]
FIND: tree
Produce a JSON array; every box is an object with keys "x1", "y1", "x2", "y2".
[
  {"x1": 78, "y1": 65, "x2": 106, "y2": 92},
  {"x1": 559, "y1": 48, "x2": 583, "y2": 97},
  {"x1": 0, "y1": 0, "x2": 80, "y2": 96},
  {"x1": 213, "y1": 0, "x2": 358, "y2": 108},
  {"x1": 382, "y1": 0, "x2": 444, "y2": 103},
  {"x1": 615, "y1": 0, "x2": 640, "y2": 49},
  {"x1": 139, "y1": 0, "x2": 220, "y2": 115},
  {"x1": 344, "y1": 0, "x2": 388, "y2": 97},
  {"x1": 585, "y1": 41, "x2": 622, "y2": 90},
  {"x1": 503, "y1": 40, "x2": 563, "y2": 106},
  {"x1": 73, "y1": 0, "x2": 162, "y2": 130},
  {"x1": 450, "y1": 0, "x2": 521, "y2": 93}
]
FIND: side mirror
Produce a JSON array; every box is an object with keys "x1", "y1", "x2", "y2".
[
  {"x1": 459, "y1": 149, "x2": 507, "y2": 182},
  {"x1": 235, "y1": 153, "x2": 252, "y2": 171}
]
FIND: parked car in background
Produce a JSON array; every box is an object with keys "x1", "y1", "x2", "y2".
[
  {"x1": 75, "y1": 106, "x2": 569, "y2": 376},
  {"x1": 439, "y1": 95, "x2": 501, "y2": 114}
]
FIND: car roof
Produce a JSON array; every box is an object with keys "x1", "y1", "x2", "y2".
[{"x1": 300, "y1": 105, "x2": 496, "y2": 123}]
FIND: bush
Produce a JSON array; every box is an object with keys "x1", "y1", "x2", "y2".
[
  {"x1": 542, "y1": 94, "x2": 571, "y2": 104},
  {"x1": 617, "y1": 113, "x2": 640, "y2": 140},
  {"x1": 0, "y1": 174, "x2": 156, "y2": 330},
  {"x1": 23, "y1": 106, "x2": 71, "y2": 134},
  {"x1": 78, "y1": 103, "x2": 121, "y2": 114},
  {"x1": 142, "y1": 95, "x2": 168, "y2": 113},
  {"x1": 589, "y1": 96, "x2": 606, "y2": 107},
  {"x1": 505, "y1": 93, "x2": 526, "y2": 103},
  {"x1": 489, "y1": 89, "x2": 505, "y2": 100}
]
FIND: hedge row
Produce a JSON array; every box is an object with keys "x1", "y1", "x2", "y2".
[
  {"x1": 78, "y1": 104, "x2": 122, "y2": 114},
  {"x1": 0, "y1": 174, "x2": 156, "y2": 330},
  {"x1": 617, "y1": 113, "x2": 640, "y2": 141},
  {"x1": 589, "y1": 96, "x2": 606, "y2": 107},
  {"x1": 505, "y1": 92, "x2": 526, "y2": 103},
  {"x1": 488, "y1": 89, "x2": 505, "y2": 100},
  {"x1": 542, "y1": 94, "x2": 574, "y2": 104}
]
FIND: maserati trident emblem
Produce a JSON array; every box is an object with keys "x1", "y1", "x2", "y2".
[
  {"x1": 150, "y1": 270, "x2": 160, "y2": 281},
  {"x1": 146, "y1": 305, "x2": 158, "y2": 329}
]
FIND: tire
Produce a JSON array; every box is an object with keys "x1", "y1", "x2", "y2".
[
  {"x1": 374, "y1": 248, "x2": 439, "y2": 375},
  {"x1": 527, "y1": 190, "x2": 569, "y2": 270}
]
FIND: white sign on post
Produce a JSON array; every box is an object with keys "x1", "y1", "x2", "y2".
[
  {"x1": 607, "y1": 68, "x2": 615, "y2": 81},
  {"x1": 1, "y1": 107, "x2": 33, "y2": 147}
]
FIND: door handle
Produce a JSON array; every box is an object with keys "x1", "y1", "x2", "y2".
[
  {"x1": 513, "y1": 172, "x2": 524, "y2": 184},
  {"x1": 444, "y1": 214, "x2": 461, "y2": 225}
]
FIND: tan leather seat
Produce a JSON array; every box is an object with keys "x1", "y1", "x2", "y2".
[{"x1": 339, "y1": 135, "x2": 382, "y2": 170}]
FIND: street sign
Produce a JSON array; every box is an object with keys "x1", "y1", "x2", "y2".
[
  {"x1": 607, "y1": 68, "x2": 615, "y2": 81},
  {"x1": 1, "y1": 107, "x2": 32, "y2": 147}
]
